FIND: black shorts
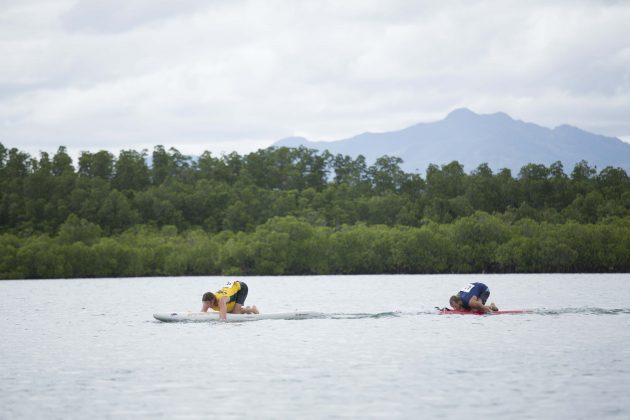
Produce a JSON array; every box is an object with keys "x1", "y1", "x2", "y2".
[{"x1": 234, "y1": 282, "x2": 248, "y2": 305}]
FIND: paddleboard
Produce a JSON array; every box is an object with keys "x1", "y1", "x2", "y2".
[
  {"x1": 153, "y1": 311, "x2": 321, "y2": 323},
  {"x1": 438, "y1": 309, "x2": 530, "y2": 315}
]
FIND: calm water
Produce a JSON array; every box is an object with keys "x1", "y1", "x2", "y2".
[{"x1": 2, "y1": 274, "x2": 630, "y2": 419}]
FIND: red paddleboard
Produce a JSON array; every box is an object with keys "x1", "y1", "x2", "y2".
[{"x1": 438, "y1": 309, "x2": 530, "y2": 315}]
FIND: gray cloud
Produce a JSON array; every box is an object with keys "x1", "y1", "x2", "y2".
[
  {"x1": 61, "y1": 0, "x2": 212, "y2": 34},
  {"x1": 1, "y1": 0, "x2": 629, "y2": 160}
]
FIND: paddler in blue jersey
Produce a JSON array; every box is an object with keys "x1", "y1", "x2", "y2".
[
  {"x1": 201, "y1": 280, "x2": 259, "y2": 320},
  {"x1": 449, "y1": 282, "x2": 499, "y2": 313}
]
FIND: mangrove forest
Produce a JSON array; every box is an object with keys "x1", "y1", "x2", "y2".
[{"x1": 1, "y1": 142, "x2": 629, "y2": 278}]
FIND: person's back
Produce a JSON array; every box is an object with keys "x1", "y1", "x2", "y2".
[
  {"x1": 449, "y1": 282, "x2": 497, "y2": 313},
  {"x1": 458, "y1": 282, "x2": 489, "y2": 309},
  {"x1": 211, "y1": 280, "x2": 243, "y2": 312}
]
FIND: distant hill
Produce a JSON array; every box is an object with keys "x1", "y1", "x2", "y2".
[{"x1": 274, "y1": 108, "x2": 630, "y2": 175}]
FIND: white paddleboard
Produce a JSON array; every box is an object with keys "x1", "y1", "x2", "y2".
[{"x1": 153, "y1": 311, "x2": 321, "y2": 323}]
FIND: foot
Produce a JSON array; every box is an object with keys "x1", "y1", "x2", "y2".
[{"x1": 240, "y1": 306, "x2": 259, "y2": 314}]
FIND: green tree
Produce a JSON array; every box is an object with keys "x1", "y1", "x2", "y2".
[
  {"x1": 368, "y1": 155, "x2": 407, "y2": 193},
  {"x1": 0, "y1": 233, "x2": 22, "y2": 278},
  {"x1": 151, "y1": 145, "x2": 192, "y2": 185},
  {"x1": 426, "y1": 161, "x2": 466, "y2": 199},
  {"x1": 78, "y1": 150, "x2": 115, "y2": 180},
  {"x1": 97, "y1": 190, "x2": 140, "y2": 233},
  {"x1": 52, "y1": 146, "x2": 74, "y2": 176},
  {"x1": 332, "y1": 154, "x2": 370, "y2": 191},
  {"x1": 112, "y1": 149, "x2": 150, "y2": 191},
  {"x1": 597, "y1": 166, "x2": 628, "y2": 199},
  {"x1": 57, "y1": 214, "x2": 103, "y2": 245},
  {"x1": 16, "y1": 235, "x2": 69, "y2": 278}
]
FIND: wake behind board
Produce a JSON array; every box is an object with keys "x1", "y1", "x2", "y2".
[
  {"x1": 438, "y1": 309, "x2": 530, "y2": 315},
  {"x1": 153, "y1": 311, "x2": 321, "y2": 323}
]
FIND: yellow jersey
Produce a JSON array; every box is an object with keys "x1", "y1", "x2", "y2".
[{"x1": 211, "y1": 280, "x2": 242, "y2": 312}]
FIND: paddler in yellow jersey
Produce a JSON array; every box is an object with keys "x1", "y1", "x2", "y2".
[{"x1": 200, "y1": 280, "x2": 259, "y2": 320}]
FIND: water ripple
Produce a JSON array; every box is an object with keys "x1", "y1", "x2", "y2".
[
  {"x1": 430, "y1": 307, "x2": 630, "y2": 316},
  {"x1": 534, "y1": 307, "x2": 630, "y2": 316},
  {"x1": 326, "y1": 311, "x2": 401, "y2": 319}
]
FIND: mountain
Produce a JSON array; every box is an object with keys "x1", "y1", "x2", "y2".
[{"x1": 273, "y1": 108, "x2": 630, "y2": 175}]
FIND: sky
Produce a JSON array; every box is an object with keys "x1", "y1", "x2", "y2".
[{"x1": 1, "y1": 0, "x2": 629, "y2": 161}]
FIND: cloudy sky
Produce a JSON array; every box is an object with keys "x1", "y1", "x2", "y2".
[{"x1": 1, "y1": 0, "x2": 629, "y2": 160}]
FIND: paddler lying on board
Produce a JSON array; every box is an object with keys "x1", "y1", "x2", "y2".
[
  {"x1": 201, "y1": 280, "x2": 259, "y2": 321},
  {"x1": 449, "y1": 282, "x2": 499, "y2": 313}
]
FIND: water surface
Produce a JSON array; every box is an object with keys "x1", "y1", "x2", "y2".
[{"x1": 2, "y1": 274, "x2": 629, "y2": 419}]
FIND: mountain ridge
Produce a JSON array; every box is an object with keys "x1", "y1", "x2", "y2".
[{"x1": 274, "y1": 108, "x2": 630, "y2": 175}]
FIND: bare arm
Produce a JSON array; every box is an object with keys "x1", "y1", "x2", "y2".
[
  {"x1": 468, "y1": 296, "x2": 492, "y2": 313},
  {"x1": 218, "y1": 296, "x2": 228, "y2": 320},
  {"x1": 200, "y1": 301, "x2": 211, "y2": 313}
]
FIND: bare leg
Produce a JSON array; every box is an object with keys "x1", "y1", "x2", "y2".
[
  {"x1": 230, "y1": 304, "x2": 259, "y2": 314},
  {"x1": 240, "y1": 305, "x2": 259, "y2": 314}
]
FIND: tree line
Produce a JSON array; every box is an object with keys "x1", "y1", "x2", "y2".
[{"x1": 1, "y1": 142, "x2": 629, "y2": 278}]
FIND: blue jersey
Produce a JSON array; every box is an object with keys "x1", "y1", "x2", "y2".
[{"x1": 457, "y1": 282, "x2": 489, "y2": 309}]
